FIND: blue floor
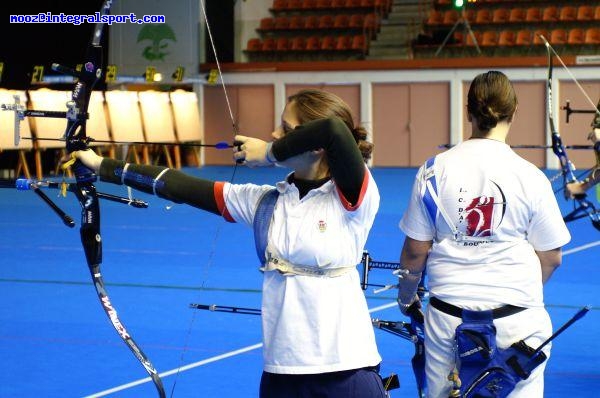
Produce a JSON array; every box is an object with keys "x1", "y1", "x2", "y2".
[{"x1": 1, "y1": 166, "x2": 598, "y2": 397}]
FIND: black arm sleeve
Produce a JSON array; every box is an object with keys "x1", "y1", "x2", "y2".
[
  {"x1": 99, "y1": 158, "x2": 222, "y2": 215},
  {"x1": 271, "y1": 118, "x2": 366, "y2": 206}
]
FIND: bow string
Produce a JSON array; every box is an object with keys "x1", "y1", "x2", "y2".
[{"x1": 541, "y1": 35, "x2": 600, "y2": 231}]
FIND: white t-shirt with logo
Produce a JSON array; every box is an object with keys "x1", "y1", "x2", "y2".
[
  {"x1": 220, "y1": 167, "x2": 382, "y2": 374},
  {"x1": 400, "y1": 139, "x2": 571, "y2": 309}
]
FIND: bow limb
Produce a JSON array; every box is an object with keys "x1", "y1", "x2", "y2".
[
  {"x1": 63, "y1": 1, "x2": 165, "y2": 396},
  {"x1": 541, "y1": 36, "x2": 600, "y2": 231}
]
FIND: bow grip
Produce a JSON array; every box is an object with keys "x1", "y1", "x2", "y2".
[{"x1": 72, "y1": 159, "x2": 98, "y2": 184}]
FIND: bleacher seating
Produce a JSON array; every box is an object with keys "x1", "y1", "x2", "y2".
[
  {"x1": 414, "y1": 1, "x2": 600, "y2": 59},
  {"x1": 245, "y1": 0, "x2": 388, "y2": 61}
]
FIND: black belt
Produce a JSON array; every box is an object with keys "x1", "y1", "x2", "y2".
[{"x1": 429, "y1": 297, "x2": 526, "y2": 319}]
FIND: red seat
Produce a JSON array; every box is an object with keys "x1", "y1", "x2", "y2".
[
  {"x1": 559, "y1": 6, "x2": 577, "y2": 22},
  {"x1": 576, "y1": 6, "x2": 594, "y2": 21},
  {"x1": 246, "y1": 38, "x2": 262, "y2": 52},
  {"x1": 515, "y1": 30, "x2": 533, "y2": 46},
  {"x1": 549, "y1": 29, "x2": 567, "y2": 45},
  {"x1": 305, "y1": 15, "x2": 320, "y2": 29},
  {"x1": 351, "y1": 34, "x2": 368, "y2": 53},
  {"x1": 349, "y1": 13, "x2": 365, "y2": 29},
  {"x1": 442, "y1": 10, "x2": 459, "y2": 25},
  {"x1": 475, "y1": 9, "x2": 492, "y2": 25},
  {"x1": 334, "y1": 14, "x2": 350, "y2": 29},
  {"x1": 509, "y1": 8, "x2": 526, "y2": 23},
  {"x1": 525, "y1": 7, "x2": 541, "y2": 23},
  {"x1": 426, "y1": 10, "x2": 443, "y2": 26},
  {"x1": 275, "y1": 37, "x2": 290, "y2": 51},
  {"x1": 321, "y1": 35, "x2": 336, "y2": 50},
  {"x1": 272, "y1": 0, "x2": 288, "y2": 11},
  {"x1": 492, "y1": 8, "x2": 510, "y2": 24},
  {"x1": 567, "y1": 29, "x2": 585, "y2": 45},
  {"x1": 316, "y1": 0, "x2": 332, "y2": 8},
  {"x1": 290, "y1": 36, "x2": 306, "y2": 51},
  {"x1": 336, "y1": 35, "x2": 352, "y2": 50},
  {"x1": 319, "y1": 15, "x2": 334, "y2": 29},
  {"x1": 289, "y1": 15, "x2": 305, "y2": 29},
  {"x1": 533, "y1": 29, "x2": 550, "y2": 45},
  {"x1": 306, "y1": 36, "x2": 321, "y2": 50},
  {"x1": 498, "y1": 30, "x2": 515, "y2": 47},
  {"x1": 302, "y1": 0, "x2": 318, "y2": 8},
  {"x1": 363, "y1": 13, "x2": 380, "y2": 38},
  {"x1": 480, "y1": 30, "x2": 498, "y2": 47},
  {"x1": 542, "y1": 6, "x2": 559, "y2": 23},
  {"x1": 287, "y1": 0, "x2": 303, "y2": 10},
  {"x1": 274, "y1": 16, "x2": 290, "y2": 30},
  {"x1": 585, "y1": 28, "x2": 600, "y2": 44},
  {"x1": 262, "y1": 38, "x2": 276, "y2": 51},
  {"x1": 258, "y1": 18, "x2": 275, "y2": 32}
]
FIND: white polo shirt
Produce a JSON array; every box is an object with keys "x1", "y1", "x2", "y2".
[
  {"x1": 400, "y1": 139, "x2": 571, "y2": 309},
  {"x1": 218, "y1": 167, "x2": 382, "y2": 374}
]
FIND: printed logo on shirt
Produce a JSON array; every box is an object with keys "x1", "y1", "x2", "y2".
[
  {"x1": 458, "y1": 181, "x2": 506, "y2": 238},
  {"x1": 318, "y1": 220, "x2": 327, "y2": 232}
]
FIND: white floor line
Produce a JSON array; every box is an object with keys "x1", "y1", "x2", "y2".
[
  {"x1": 85, "y1": 239, "x2": 599, "y2": 397},
  {"x1": 84, "y1": 302, "x2": 398, "y2": 397},
  {"x1": 563, "y1": 240, "x2": 600, "y2": 256}
]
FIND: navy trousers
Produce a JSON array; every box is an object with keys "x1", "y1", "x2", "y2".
[{"x1": 259, "y1": 366, "x2": 388, "y2": 398}]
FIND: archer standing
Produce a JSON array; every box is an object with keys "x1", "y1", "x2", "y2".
[
  {"x1": 396, "y1": 71, "x2": 571, "y2": 397},
  {"x1": 69, "y1": 89, "x2": 387, "y2": 398}
]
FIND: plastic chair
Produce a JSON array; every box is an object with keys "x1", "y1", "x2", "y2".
[
  {"x1": 426, "y1": 10, "x2": 443, "y2": 26},
  {"x1": 498, "y1": 30, "x2": 515, "y2": 47},
  {"x1": 272, "y1": 0, "x2": 288, "y2": 11},
  {"x1": 542, "y1": 6, "x2": 559, "y2": 23},
  {"x1": 262, "y1": 37, "x2": 276, "y2": 51},
  {"x1": 559, "y1": 6, "x2": 577, "y2": 22},
  {"x1": 321, "y1": 35, "x2": 336, "y2": 50},
  {"x1": 464, "y1": 9, "x2": 476, "y2": 24},
  {"x1": 302, "y1": 0, "x2": 318, "y2": 9},
  {"x1": 576, "y1": 5, "x2": 594, "y2": 21},
  {"x1": 336, "y1": 35, "x2": 352, "y2": 50},
  {"x1": 465, "y1": 31, "x2": 482, "y2": 47},
  {"x1": 334, "y1": 14, "x2": 350, "y2": 29},
  {"x1": 350, "y1": 14, "x2": 366, "y2": 29},
  {"x1": 305, "y1": 15, "x2": 320, "y2": 29},
  {"x1": 364, "y1": 13, "x2": 380, "y2": 38},
  {"x1": 480, "y1": 30, "x2": 498, "y2": 47},
  {"x1": 258, "y1": 18, "x2": 275, "y2": 32},
  {"x1": 515, "y1": 30, "x2": 533, "y2": 46},
  {"x1": 509, "y1": 8, "x2": 526, "y2": 23},
  {"x1": 274, "y1": 16, "x2": 290, "y2": 30},
  {"x1": 246, "y1": 38, "x2": 262, "y2": 51},
  {"x1": 345, "y1": 0, "x2": 361, "y2": 8},
  {"x1": 290, "y1": 36, "x2": 306, "y2": 51},
  {"x1": 287, "y1": 0, "x2": 303, "y2": 9},
  {"x1": 525, "y1": 7, "x2": 541, "y2": 23},
  {"x1": 332, "y1": 0, "x2": 346, "y2": 8},
  {"x1": 442, "y1": 9, "x2": 459, "y2": 25},
  {"x1": 549, "y1": 29, "x2": 567, "y2": 45},
  {"x1": 306, "y1": 36, "x2": 321, "y2": 50},
  {"x1": 316, "y1": 0, "x2": 332, "y2": 8},
  {"x1": 318, "y1": 14, "x2": 335, "y2": 29},
  {"x1": 595, "y1": 5, "x2": 600, "y2": 21},
  {"x1": 475, "y1": 9, "x2": 492, "y2": 25},
  {"x1": 567, "y1": 29, "x2": 585, "y2": 45},
  {"x1": 351, "y1": 34, "x2": 368, "y2": 53},
  {"x1": 585, "y1": 28, "x2": 600, "y2": 44},
  {"x1": 492, "y1": 8, "x2": 510, "y2": 24},
  {"x1": 533, "y1": 29, "x2": 550, "y2": 45},
  {"x1": 275, "y1": 37, "x2": 290, "y2": 51},
  {"x1": 289, "y1": 15, "x2": 305, "y2": 30}
]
